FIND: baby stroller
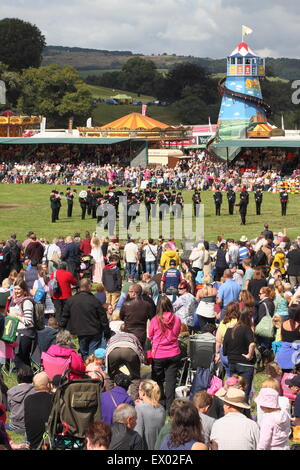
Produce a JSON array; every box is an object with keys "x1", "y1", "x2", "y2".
[
  {"x1": 43, "y1": 374, "x2": 103, "y2": 450},
  {"x1": 176, "y1": 332, "x2": 223, "y2": 399},
  {"x1": 79, "y1": 255, "x2": 95, "y2": 281}
]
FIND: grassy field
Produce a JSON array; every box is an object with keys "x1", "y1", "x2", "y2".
[
  {"x1": 0, "y1": 185, "x2": 299, "y2": 242},
  {"x1": 87, "y1": 84, "x2": 155, "y2": 101}
]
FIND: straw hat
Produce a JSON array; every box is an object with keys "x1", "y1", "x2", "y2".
[
  {"x1": 219, "y1": 388, "x2": 250, "y2": 409},
  {"x1": 240, "y1": 236, "x2": 248, "y2": 243}
]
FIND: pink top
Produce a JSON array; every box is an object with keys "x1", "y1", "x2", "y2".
[
  {"x1": 148, "y1": 312, "x2": 181, "y2": 359},
  {"x1": 257, "y1": 409, "x2": 290, "y2": 450}
]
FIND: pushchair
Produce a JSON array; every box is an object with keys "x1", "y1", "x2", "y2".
[
  {"x1": 176, "y1": 333, "x2": 223, "y2": 399},
  {"x1": 79, "y1": 255, "x2": 95, "y2": 281},
  {"x1": 43, "y1": 374, "x2": 103, "y2": 450}
]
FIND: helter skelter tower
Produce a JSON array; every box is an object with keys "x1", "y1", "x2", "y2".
[{"x1": 215, "y1": 41, "x2": 272, "y2": 142}]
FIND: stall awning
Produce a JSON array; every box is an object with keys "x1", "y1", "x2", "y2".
[{"x1": 213, "y1": 138, "x2": 300, "y2": 148}]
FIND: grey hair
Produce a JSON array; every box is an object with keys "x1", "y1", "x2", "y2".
[
  {"x1": 56, "y1": 329, "x2": 73, "y2": 347},
  {"x1": 113, "y1": 404, "x2": 137, "y2": 423}
]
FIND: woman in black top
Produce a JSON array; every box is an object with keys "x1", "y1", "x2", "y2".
[
  {"x1": 256, "y1": 286, "x2": 275, "y2": 350},
  {"x1": 248, "y1": 269, "x2": 268, "y2": 304},
  {"x1": 281, "y1": 304, "x2": 300, "y2": 343},
  {"x1": 223, "y1": 310, "x2": 256, "y2": 400}
]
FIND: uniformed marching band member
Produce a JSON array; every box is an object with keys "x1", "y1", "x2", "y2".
[
  {"x1": 192, "y1": 190, "x2": 201, "y2": 217},
  {"x1": 227, "y1": 185, "x2": 236, "y2": 215},
  {"x1": 158, "y1": 189, "x2": 168, "y2": 221},
  {"x1": 280, "y1": 187, "x2": 289, "y2": 216},
  {"x1": 50, "y1": 189, "x2": 59, "y2": 223},
  {"x1": 213, "y1": 188, "x2": 223, "y2": 216},
  {"x1": 236, "y1": 188, "x2": 249, "y2": 225},
  {"x1": 86, "y1": 186, "x2": 93, "y2": 216},
  {"x1": 66, "y1": 187, "x2": 74, "y2": 218},
  {"x1": 171, "y1": 190, "x2": 177, "y2": 217},
  {"x1": 174, "y1": 192, "x2": 184, "y2": 218},
  {"x1": 144, "y1": 187, "x2": 152, "y2": 221},
  {"x1": 149, "y1": 188, "x2": 157, "y2": 218},
  {"x1": 254, "y1": 187, "x2": 263, "y2": 215},
  {"x1": 91, "y1": 187, "x2": 98, "y2": 219},
  {"x1": 79, "y1": 190, "x2": 88, "y2": 220}
]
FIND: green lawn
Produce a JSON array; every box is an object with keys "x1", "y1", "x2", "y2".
[
  {"x1": 87, "y1": 84, "x2": 154, "y2": 101},
  {"x1": 0, "y1": 185, "x2": 299, "y2": 242}
]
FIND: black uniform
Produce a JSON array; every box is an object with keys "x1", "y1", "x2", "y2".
[
  {"x1": 79, "y1": 194, "x2": 87, "y2": 220},
  {"x1": 254, "y1": 189, "x2": 263, "y2": 215},
  {"x1": 50, "y1": 191, "x2": 59, "y2": 223},
  {"x1": 66, "y1": 188, "x2": 74, "y2": 218},
  {"x1": 86, "y1": 187, "x2": 93, "y2": 216},
  {"x1": 57, "y1": 193, "x2": 62, "y2": 220},
  {"x1": 174, "y1": 193, "x2": 184, "y2": 218},
  {"x1": 158, "y1": 191, "x2": 168, "y2": 221},
  {"x1": 237, "y1": 192, "x2": 249, "y2": 225},
  {"x1": 192, "y1": 191, "x2": 201, "y2": 217},
  {"x1": 280, "y1": 190, "x2": 289, "y2": 216},
  {"x1": 213, "y1": 191, "x2": 223, "y2": 216},
  {"x1": 227, "y1": 188, "x2": 236, "y2": 215}
]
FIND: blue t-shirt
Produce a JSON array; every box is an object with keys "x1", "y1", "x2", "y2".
[{"x1": 217, "y1": 279, "x2": 241, "y2": 320}]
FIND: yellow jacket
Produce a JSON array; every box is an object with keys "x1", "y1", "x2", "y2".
[
  {"x1": 160, "y1": 250, "x2": 180, "y2": 272},
  {"x1": 271, "y1": 252, "x2": 286, "y2": 274}
]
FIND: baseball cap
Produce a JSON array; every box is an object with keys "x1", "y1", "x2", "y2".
[
  {"x1": 285, "y1": 375, "x2": 300, "y2": 388},
  {"x1": 169, "y1": 259, "x2": 177, "y2": 266},
  {"x1": 94, "y1": 348, "x2": 106, "y2": 359}
]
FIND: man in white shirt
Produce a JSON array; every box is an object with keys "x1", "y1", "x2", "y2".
[
  {"x1": 123, "y1": 239, "x2": 139, "y2": 280},
  {"x1": 210, "y1": 388, "x2": 259, "y2": 450},
  {"x1": 46, "y1": 238, "x2": 61, "y2": 273}
]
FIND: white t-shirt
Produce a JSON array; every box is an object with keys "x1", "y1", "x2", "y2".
[
  {"x1": 143, "y1": 244, "x2": 157, "y2": 262},
  {"x1": 124, "y1": 242, "x2": 138, "y2": 263}
]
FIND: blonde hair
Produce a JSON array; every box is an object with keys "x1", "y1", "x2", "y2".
[
  {"x1": 272, "y1": 314, "x2": 283, "y2": 328},
  {"x1": 139, "y1": 380, "x2": 161, "y2": 405},
  {"x1": 1, "y1": 278, "x2": 10, "y2": 289},
  {"x1": 111, "y1": 310, "x2": 121, "y2": 321},
  {"x1": 85, "y1": 354, "x2": 96, "y2": 366},
  {"x1": 261, "y1": 377, "x2": 280, "y2": 392},
  {"x1": 264, "y1": 362, "x2": 282, "y2": 379}
]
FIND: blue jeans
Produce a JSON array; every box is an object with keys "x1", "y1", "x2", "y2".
[
  {"x1": 229, "y1": 363, "x2": 255, "y2": 400},
  {"x1": 78, "y1": 333, "x2": 103, "y2": 360},
  {"x1": 145, "y1": 261, "x2": 157, "y2": 276},
  {"x1": 126, "y1": 262, "x2": 138, "y2": 280}
]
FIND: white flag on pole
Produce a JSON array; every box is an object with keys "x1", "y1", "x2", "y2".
[{"x1": 242, "y1": 25, "x2": 253, "y2": 37}]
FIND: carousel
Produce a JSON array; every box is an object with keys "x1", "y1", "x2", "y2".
[{"x1": 0, "y1": 110, "x2": 41, "y2": 137}]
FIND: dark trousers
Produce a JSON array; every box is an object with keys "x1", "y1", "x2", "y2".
[
  {"x1": 228, "y1": 202, "x2": 234, "y2": 215},
  {"x1": 51, "y1": 208, "x2": 56, "y2": 223},
  {"x1": 214, "y1": 267, "x2": 225, "y2": 282},
  {"x1": 108, "y1": 348, "x2": 141, "y2": 380},
  {"x1": 197, "y1": 315, "x2": 216, "y2": 331},
  {"x1": 67, "y1": 203, "x2": 73, "y2": 218},
  {"x1": 80, "y1": 204, "x2": 86, "y2": 220},
  {"x1": 281, "y1": 202, "x2": 287, "y2": 216},
  {"x1": 53, "y1": 298, "x2": 67, "y2": 326},
  {"x1": 240, "y1": 211, "x2": 246, "y2": 225},
  {"x1": 15, "y1": 334, "x2": 36, "y2": 370},
  {"x1": 229, "y1": 363, "x2": 254, "y2": 401},
  {"x1": 256, "y1": 202, "x2": 262, "y2": 215},
  {"x1": 151, "y1": 354, "x2": 181, "y2": 412},
  {"x1": 78, "y1": 333, "x2": 103, "y2": 361},
  {"x1": 215, "y1": 204, "x2": 221, "y2": 216}
]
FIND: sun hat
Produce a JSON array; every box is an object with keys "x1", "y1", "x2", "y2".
[
  {"x1": 94, "y1": 348, "x2": 106, "y2": 359},
  {"x1": 255, "y1": 387, "x2": 279, "y2": 409},
  {"x1": 285, "y1": 375, "x2": 300, "y2": 388},
  {"x1": 240, "y1": 236, "x2": 248, "y2": 243},
  {"x1": 218, "y1": 388, "x2": 250, "y2": 409}
]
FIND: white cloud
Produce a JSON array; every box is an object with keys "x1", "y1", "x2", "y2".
[{"x1": 0, "y1": 0, "x2": 299, "y2": 58}]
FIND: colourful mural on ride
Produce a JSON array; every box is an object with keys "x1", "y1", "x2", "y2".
[{"x1": 216, "y1": 41, "x2": 270, "y2": 141}]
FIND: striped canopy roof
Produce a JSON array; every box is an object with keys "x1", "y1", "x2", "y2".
[
  {"x1": 229, "y1": 42, "x2": 258, "y2": 58},
  {"x1": 100, "y1": 112, "x2": 170, "y2": 130}
]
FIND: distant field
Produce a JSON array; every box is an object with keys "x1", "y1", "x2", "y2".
[
  {"x1": 0, "y1": 185, "x2": 299, "y2": 242},
  {"x1": 80, "y1": 68, "x2": 169, "y2": 78},
  {"x1": 87, "y1": 84, "x2": 154, "y2": 101},
  {"x1": 92, "y1": 102, "x2": 179, "y2": 126}
]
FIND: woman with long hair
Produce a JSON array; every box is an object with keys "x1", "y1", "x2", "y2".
[
  {"x1": 160, "y1": 402, "x2": 207, "y2": 450},
  {"x1": 223, "y1": 309, "x2": 256, "y2": 400},
  {"x1": 239, "y1": 290, "x2": 255, "y2": 324},
  {"x1": 256, "y1": 286, "x2": 276, "y2": 350},
  {"x1": 30, "y1": 265, "x2": 55, "y2": 324},
  {"x1": 215, "y1": 301, "x2": 240, "y2": 377},
  {"x1": 91, "y1": 233, "x2": 105, "y2": 284},
  {"x1": 196, "y1": 275, "x2": 218, "y2": 329},
  {"x1": 148, "y1": 296, "x2": 181, "y2": 412},
  {"x1": 134, "y1": 379, "x2": 166, "y2": 450},
  {"x1": 273, "y1": 280, "x2": 289, "y2": 320},
  {"x1": 8, "y1": 278, "x2": 37, "y2": 370},
  {"x1": 248, "y1": 268, "x2": 267, "y2": 303}
]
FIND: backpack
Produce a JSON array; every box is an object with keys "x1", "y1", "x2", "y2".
[
  {"x1": 251, "y1": 250, "x2": 267, "y2": 268},
  {"x1": 21, "y1": 298, "x2": 45, "y2": 331},
  {"x1": 34, "y1": 280, "x2": 47, "y2": 303},
  {"x1": 49, "y1": 271, "x2": 61, "y2": 297}
]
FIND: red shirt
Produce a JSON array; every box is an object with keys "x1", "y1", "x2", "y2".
[
  {"x1": 80, "y1": 238, "x2": 91, "y2": 255},
  {"x1": 50, "y1": 270, "x2": 77, "y2": 299}
]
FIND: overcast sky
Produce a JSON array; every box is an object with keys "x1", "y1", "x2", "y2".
[{"x1": 0, "y1": 0, "x2": 299, "y2": 58}]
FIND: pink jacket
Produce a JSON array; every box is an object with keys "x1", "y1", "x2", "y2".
[
  {"x1": 148, "y1": 312, "x2": 181, "y2": 359},
  {"x1": 257, "y1": 409, "x2": 290, "y2": 450},
  {"x1": 45, "y1": 344, "x2": 86, "y2": 380}
]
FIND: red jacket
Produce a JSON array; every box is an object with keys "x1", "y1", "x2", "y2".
[
  {"x1": 50, "y1": 269, "x2": 77, "y2": 300},
  {"x1": 80, "y1": 238, "x2": 91, "y2": 255}
]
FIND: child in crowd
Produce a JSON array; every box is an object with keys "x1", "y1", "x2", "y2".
[
  {"x1": 103, "y1": 303, "x2": 113, "y2": 321},
  {"x1": 85, "y1": 348, "x2": 107, "y2": 389},
  {"x1": 255, "y1": 387, "x2": 290, "y2": 450},
  {"x1": 109, "y1": 310, "x2": 124, "y2": 334}
]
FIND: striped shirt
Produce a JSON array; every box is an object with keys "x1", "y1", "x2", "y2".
[{"x1": 239, "y1": 246, "x2": 249, "y2": 263}]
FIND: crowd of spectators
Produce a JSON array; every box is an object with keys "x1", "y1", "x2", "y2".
[{"x1": 0, "y1": 222, "x2": 300, "y2": 451}]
